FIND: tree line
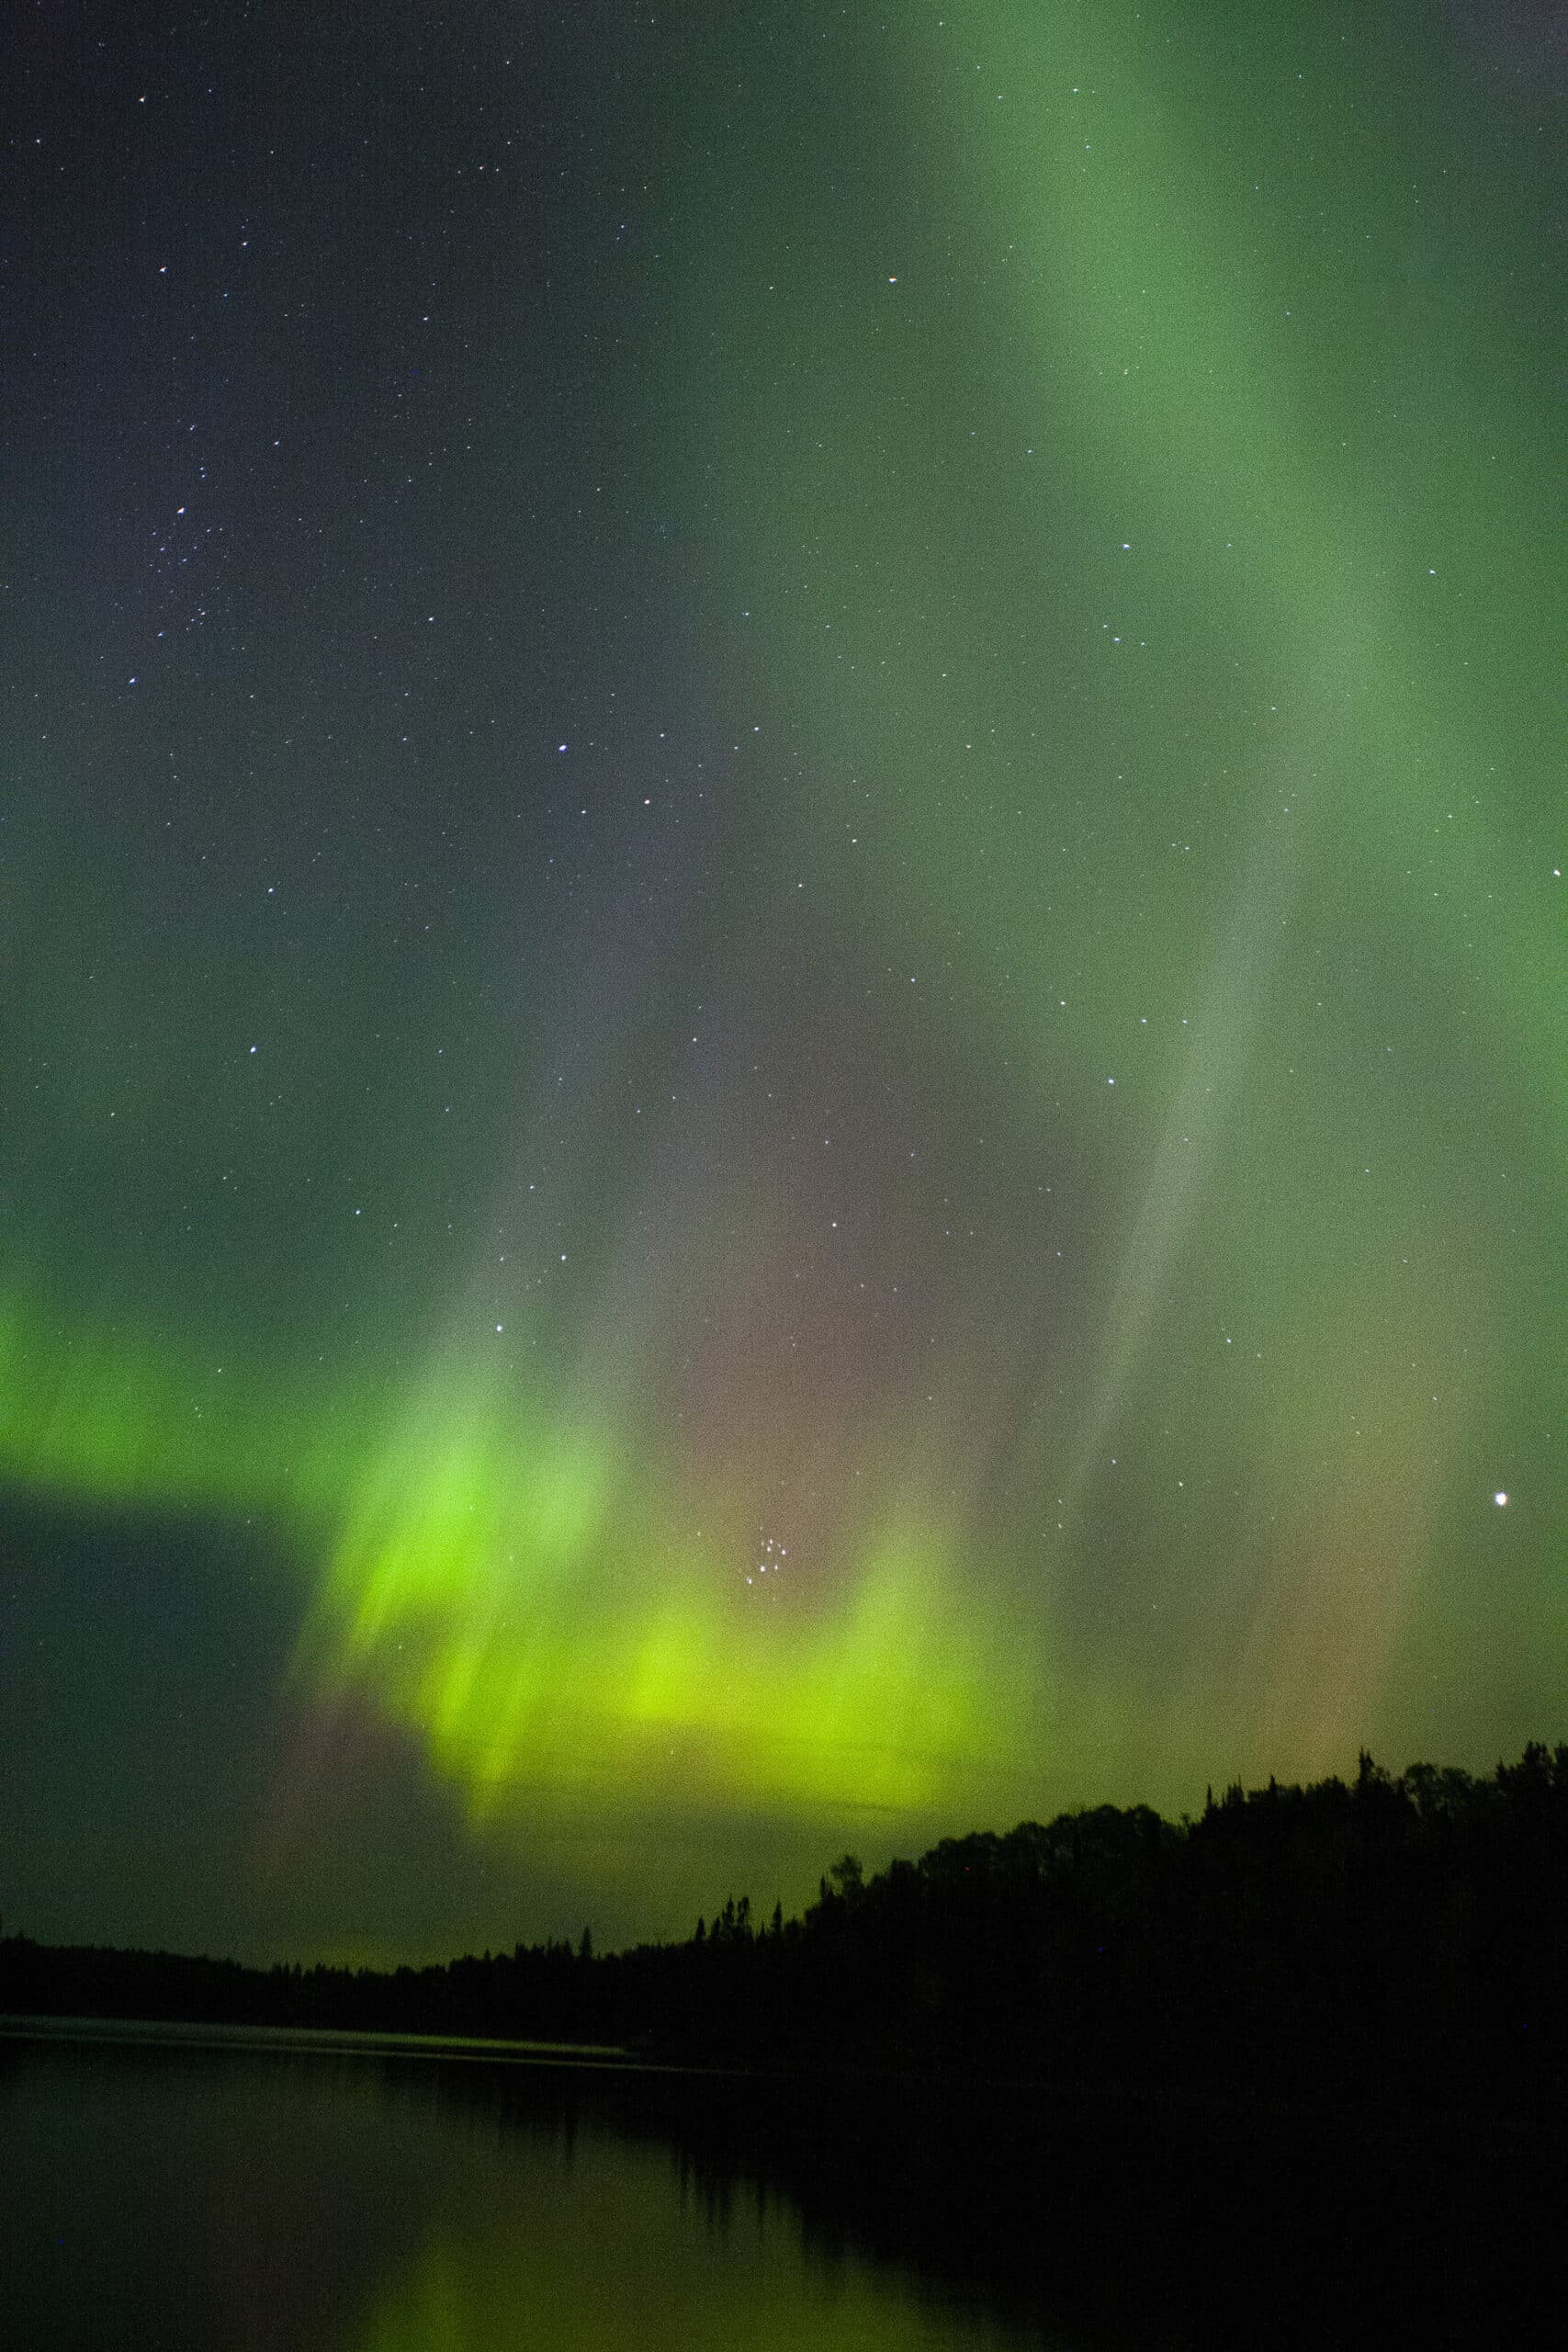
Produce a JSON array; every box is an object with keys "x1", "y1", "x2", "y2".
[{"x1": 4, "y1": 1741, "x2": 1562, "y2": 2112}]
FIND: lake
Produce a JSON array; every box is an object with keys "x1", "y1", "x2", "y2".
[{"x1": 0, "y1": 2020, "x2": 1545, "y2": 2348}]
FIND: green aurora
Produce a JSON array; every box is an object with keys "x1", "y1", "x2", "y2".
[{"x1": 3, "y1": 1, "x2": 1560, "y2": 1959}]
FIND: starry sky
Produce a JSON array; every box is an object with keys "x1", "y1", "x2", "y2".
[{"x1": 3, "y1": 0, "x2": 1562, "y2": 1964}]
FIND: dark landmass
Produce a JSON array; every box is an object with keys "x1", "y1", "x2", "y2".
[{"x1": 6, "y1": 1744, "x2": 1563, "y2": 2119}]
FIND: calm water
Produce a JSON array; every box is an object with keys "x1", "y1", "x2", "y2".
[
  {"x1": 0, "y1": 2022, "x2": 1546, "y2": 2349},
  {"x1": 0, "y1": 2024, "x2": 1056, "y2": 2352}
]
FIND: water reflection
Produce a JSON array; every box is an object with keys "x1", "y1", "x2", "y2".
[
  {"x1": 357, "y1": 2127, "x2": 1033, "y2": 2351},
  {"x1": 1, "y1": 2026, "x2": 1540, "y2": 2350},
  {"x1": 0, "y1": 2032, "x2": 1054, "y2": 2351}
]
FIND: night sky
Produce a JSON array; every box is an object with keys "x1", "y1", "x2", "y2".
[{"x1": 4, "y1": 1, "x2": 1562, "y2": 1964}]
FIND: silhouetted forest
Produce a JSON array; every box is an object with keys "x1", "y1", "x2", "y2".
[{"x1": 6, "y1": 1744, "x2": 1563, "y2": 2115}]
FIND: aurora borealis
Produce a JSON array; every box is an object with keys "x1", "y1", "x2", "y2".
[{"x1": 4, "y1": 2, "x2": 1561, "y2": 1962}]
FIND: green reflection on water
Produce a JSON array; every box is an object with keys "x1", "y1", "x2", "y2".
[
  {"x1": 355, "y1": 2115, "x2": 1035, "y2": 2352},
  {"x1": 1, "y1": 2027, "x2": 1045, "y2": 2352}
]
